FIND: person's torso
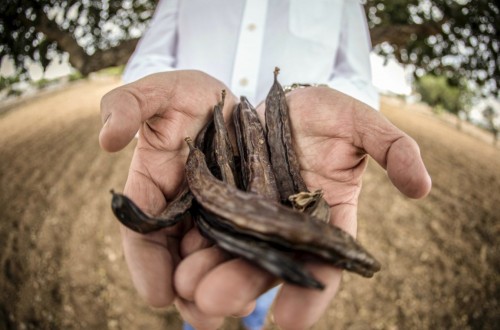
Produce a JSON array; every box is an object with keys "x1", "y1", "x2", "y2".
[{"x1": 176, "y1": 0, "x2": 345, "y2": 104}]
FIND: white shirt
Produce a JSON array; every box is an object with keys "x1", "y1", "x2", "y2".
[{"x1": 123, "y1": 0, "x2": 379, "y2": 109}]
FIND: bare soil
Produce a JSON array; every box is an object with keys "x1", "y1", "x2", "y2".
[{"x1": 0, "y1": 78, "x2": 499, "y2": 330}]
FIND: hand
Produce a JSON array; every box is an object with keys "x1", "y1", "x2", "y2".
[
  {"x1": 99, "y1": 70, "x2": 240, "y2": 328},
  {"x1": 173, "y1": 87, "x2": 432, "y2": 329}
]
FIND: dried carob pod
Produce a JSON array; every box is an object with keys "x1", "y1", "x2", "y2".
[
  {"x1": 265, "y1": 67, "x2": 307, "y2": 203},
  {"x1": 289, "y1": 190, "x2": 331, "y2": 223},
  {"x1": 194, "y1": 208, "x2": 324, "y2": 289},
  {"x1": 201, "y1": 95, "x2": 320, "y2": 286},
  {"x1": 265, "y1": 67, "x2": 330, "y2": 222},
  {"x1": 110, "y1": 187, "x2": 191, "y2": 234},
  {"x1": 235, "y1": 96, "x2": 279, "y2": 201},
  {"x1": 195, "y1": 117, "x2": 220, "y2": 177},
  {"x1": 184, "y1": 137, "x2": 381, "y2": 278},
  {"x1": 233, "y1": 103, "x2": 248, "y2": 190},
  {"x1": 198, "y1": 96, "x2": 321, "y2": 288},
  {"x1": 213, "y1": 90, "x2": 239, "y2": 187}
]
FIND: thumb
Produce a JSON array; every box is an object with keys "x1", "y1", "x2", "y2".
[
  {"x1": 99, "y1": 72, "x2": 181, "y2": 152},
  {"x1": 385, "y1": 135, "x2": 432, "y2": 199},
  {"x1": 99, "y1": 86, "x2": 143, "y2": 152},
  {"x1": 353, "y1": 102, "x2": 432, "y2": 199},
  {"x1": 99, "y1": 71, "x2": 234, "y2": 152}
]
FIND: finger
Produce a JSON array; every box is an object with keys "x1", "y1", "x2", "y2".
[
  {"x1": 99, "y1": 72, "x2": 187, "y2": 152},
  {"x1": 119, "y1": 166, "x2": 184, "y2": 308},
  {"x1": 175, "y1": 297, "x2": 255, "y2": 330},
  {"x1": 99, "y1": 71, "x2": 236, "y2": 153},
  {"x1": 99, "y1": 77, "x2": 169, "y2": 152},
  {"x1": 175, "y1": 246, "x2": 230, "y2": 301},
  {"x1": 273, "y1": 265, "x2": 343, "y2": 330},
  {"x1": 175, "y1": 298, "x2": 225, "y2": 330},
  {"x1": 352, "y1": 102, "x2": 432, "y2": 199},
  {"x1": 385, "y1": 136, "x2": 432, "y2": 198},
  {"x1": 194, "y1": 259, "x2": 277, "y2": 316},
  {"x1": 121, "y1": 227, "x2": 179, "y2": 308},
  {"x1": 100, "y1": 86, "x2": 141, "y2": 152},
  {"x1": 180, "y1": 226, "x2": 213, "y2": 258},
  {"x1": 272, "y1": 204, "x2": 357, "y2": 329}
]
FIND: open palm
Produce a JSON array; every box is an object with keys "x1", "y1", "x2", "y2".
[{"x1": 100, "y1": 70, "x2": 237, "y2": 310}]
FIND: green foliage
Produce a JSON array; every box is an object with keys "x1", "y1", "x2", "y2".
[
  {"x1": 0, "y1": 0, "x2": 155, "y2": 76},
  {"x1": 1, "y1": 0, "x2": 498, "y2": 98},
  {"x1": 96, "y1": 65, "x2": 125, "y2": 76},
  {"x1": 0, "y1": 75, "x2": 20, "y2": 91},
  {"x1": 34, "y1": 78, "x2": 54, "y2": 89},
  {"x1": 365, "y1": 0, "x2": 499, "y2": 97},
  {"x1": 7, "y1": 89, "x2": 22, "y2": 97},
  {"x1": 415, "y1": 74, "x2": 471, "y2": 115},
  {"x1": 68, "y1": 71, "x2": 83, "y2": 82}
]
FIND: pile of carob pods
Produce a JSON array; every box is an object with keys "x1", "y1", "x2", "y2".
[{"x1": 111, "y1": 68, "x2": 381, "y2": 290}]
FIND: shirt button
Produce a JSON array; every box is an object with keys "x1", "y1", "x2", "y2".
[
  {"x1": 247, "y1": 23, "x2": 257, "y2": 31},
  {"x1": 239, "y1": 78, "x2": 249, "y2": 86}
]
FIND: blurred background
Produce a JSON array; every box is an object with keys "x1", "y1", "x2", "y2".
[{"x1": 0, "y1": 1, "x2": 498, "y2": 329}]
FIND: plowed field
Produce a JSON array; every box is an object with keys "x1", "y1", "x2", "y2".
[{"x1": 1, "y1": 77, "x2": 498, "y2": 329}]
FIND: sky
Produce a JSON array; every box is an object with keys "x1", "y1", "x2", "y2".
[{"x1": 370, "y1": 54, "x2": 413, "y2": 95}]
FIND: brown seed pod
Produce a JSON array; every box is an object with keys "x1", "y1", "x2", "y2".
[
  {"x1": 213, "y1": 90, "x2": 238, "y2": 186},
  {"x1": 184, "y1": 137, "x2": 381, "y2": 278},
  {"x1": 235, "y1": 96, "x2": 280, "y2": 201},
  {"x1": 110, "y1": 187, "x2": 191, "y2": 234},
  {"x1": 265, "y1": 67, "x2": 307, "y2": 203},
  {"x1": 194, "y1": 208, "x2": 324, "y2": 289}
]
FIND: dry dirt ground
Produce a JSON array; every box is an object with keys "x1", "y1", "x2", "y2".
[{"x1": 0, "y1": 77, "x2": 499, "y2": 330}]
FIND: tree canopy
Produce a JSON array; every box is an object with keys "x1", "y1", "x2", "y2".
[
  {"x1": 0, "y1": 0, "x2": 156, "y2": 76},
  {"x1": 415, "y1": 73, "x2": 472, "y2": 115},
  {"x1": 1, "y1": 0, "x2": 498, "y2": 97},
  {"x1": 365, "y1": 0, "x2": 499, "y2": 97}
]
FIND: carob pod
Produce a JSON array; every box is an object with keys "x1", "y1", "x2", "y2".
[
  {"x1": 194, "y1": 208, "x2": 324, "y2": 289},
  {"x1": 289, "y1": 190, "x2": 331, "y2": 223},
  {"x1": 307, "y1": 196, "x2": 330, "y2": 223},
  {"x1": 195, "y1": 193, "x2": 374, "y2": 278},
  {"x1": 184, "y1": 137, "x2": 381, "y2": 278},
  {"x1": 212, "y1": 90, "x2": 239, "y2": 187},
  {"x1": 195, "y1": 116, "x2": 220, "y2": 177},
  {"x1": 233, "y1": 103, "x2": 248, "y2": 190},
  {"x1": 265, "y1": 67, "x2": 307, "y2": 203},
  {"x1": 204, "y1": 96, "x2": 322, "y2": 287},
  {"x1": 235, "y1": 96, "x2": 279, "y2": 201},
  {"x1": 110, "y1": 187, "x2": 192, "y2": 234},
  {"x1": 202, "y1": 94, "x2": 319, "y2": 285},
  {"x1": 265, "y1": 67, "x2": 330, "y2": 222}
]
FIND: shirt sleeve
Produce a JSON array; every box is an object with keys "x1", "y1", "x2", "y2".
[
  {"x1": 122, "y1": 0, "x2": 179, "y2": 83},
  {"x1": 327, "y1": 1, "x2": 380, "y2": 110}
]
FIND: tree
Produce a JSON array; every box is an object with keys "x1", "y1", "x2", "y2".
[
  {"x1": 415, "y1": 74, "x2": 467, "y2": 114},
  {"x1": 482, "y1": 105, "x2": 499, "y2": 144},
  {"x1": 0, "y1": 0, "x2": 156, "y2": 77},
  {"x1": 365, "y1": 0, "x2": 499, "y2": 97},
  {"x1": 1, "y1": 0, "x2": 499, "y2": 98},
  {"x1": 414, "y1": 73, "x2": 473, "y2": 130}
]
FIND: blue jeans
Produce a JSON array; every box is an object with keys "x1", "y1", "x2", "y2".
[{"x1": 182, "y1": 286, "x2": 279, "y2": 330}]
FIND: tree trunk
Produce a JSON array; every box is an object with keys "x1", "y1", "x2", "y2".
[
  {"x1": 78, "y1": 39, "x2": 139, "y2": 76},
  {"x1": 369, "y1": 22, "x2": 443, "y2": 47},
  {"x1": 34, "y1": 11, "x2": 138, "y2": 76}
]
